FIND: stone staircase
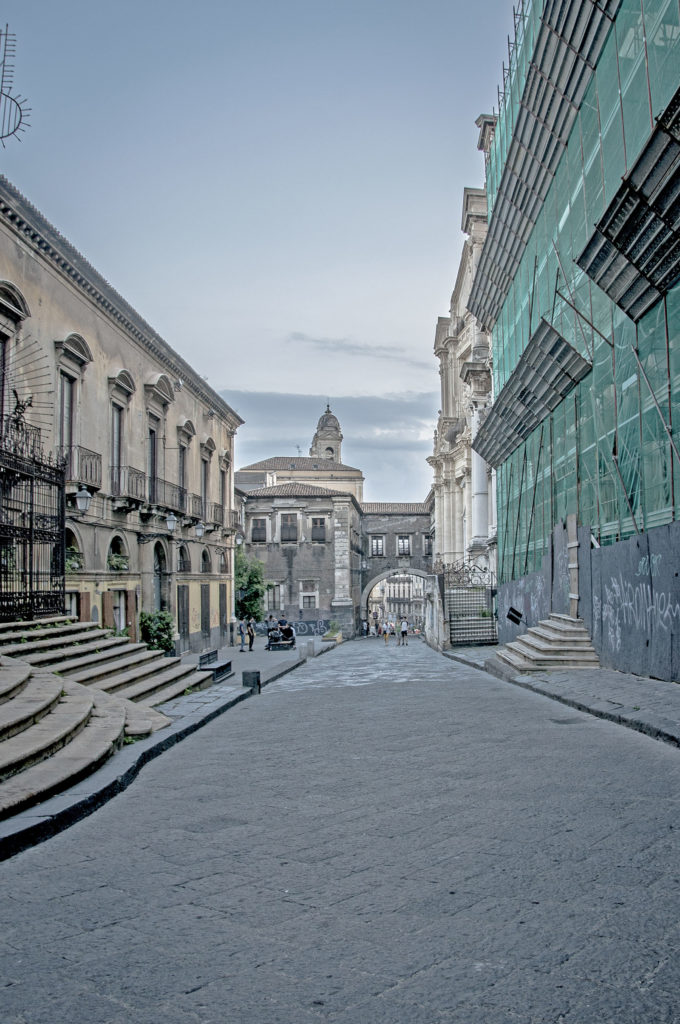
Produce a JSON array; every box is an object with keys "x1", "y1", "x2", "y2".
[
  {"x1": 0, "y1": 615, "x2": 218, "y2": 820},
  {"x1": 490, "y1": 614, "x2": 600, "y2": 674},
  {"x1": 0, "y1": 617, "x2": 212, "y2": 706}
]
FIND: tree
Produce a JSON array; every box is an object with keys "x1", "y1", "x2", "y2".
[{"x1": 235, "y1": 545, "x2": 266, "y2": 621}]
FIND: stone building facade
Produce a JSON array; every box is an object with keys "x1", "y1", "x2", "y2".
[
  {"x1": 244, "y1": 481, "x2": 362, "y2": 634},
  {"x1": 428, "y1": 117, "x2": 497, "y2": 575},
  {"x1": 0, "y1": 175, "x2": 242, "y2": 651},
  {"x1": 239, "y1": 409, "x2": 434, "y2": 637}
]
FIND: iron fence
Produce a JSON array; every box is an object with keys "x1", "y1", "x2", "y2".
[
  {"x1": 0, "y1": 426, "x2": 65, "y2": 621},
  {"x1": 443, "y1": 561, "x2": 498, "y2": 646}
]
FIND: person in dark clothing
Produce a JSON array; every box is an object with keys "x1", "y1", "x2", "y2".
[{"x1": 247, "y1": 617, "x2": 255, "y2": 651}]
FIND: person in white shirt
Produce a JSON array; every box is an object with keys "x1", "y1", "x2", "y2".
[{"x1": 398, "y1": 618, "x2": 408, "y2": 646}]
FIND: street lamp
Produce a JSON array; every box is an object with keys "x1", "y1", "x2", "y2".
[
  {"x1": 195, "y1": 521, "x2": 205, "y2": 539},
  {"x1": 75, "y1": 486, "x2": 92, "y2": 514},
  {"x1": 166, "y1": 512, "x2": 178, "y2": 533}
]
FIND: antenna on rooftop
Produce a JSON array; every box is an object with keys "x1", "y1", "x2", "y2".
[{"x1": 0, "y1": 25, "x2": 30, "y2": 145}]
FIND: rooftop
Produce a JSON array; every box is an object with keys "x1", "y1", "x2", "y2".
[{"x1": 239, "y1": 456, "x2": 363, "y2": 474}]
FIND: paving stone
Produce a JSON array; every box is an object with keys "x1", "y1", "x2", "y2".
[{"x1": 2, "y1": 640, "x2": 680, "y2": 1021}]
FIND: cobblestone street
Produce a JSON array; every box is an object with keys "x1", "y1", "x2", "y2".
[{"x1": 2, "y1": 639, "x2": 679, "y2": 1023}]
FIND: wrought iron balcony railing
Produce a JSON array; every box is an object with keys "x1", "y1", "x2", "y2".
[
  {"x1": 59, "y1": 445, "x2": 102, "y2": 489},
  {"x1": 110, "y1": 466, "x2": 146, "y2": 502},
  {"x1": 147, "y1": 477, "x2": 187, "y2": 512},
  {"x1": 1, "y1": 416, "x2": 42, "y2": 458}
]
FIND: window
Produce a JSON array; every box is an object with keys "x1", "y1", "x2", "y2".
[
  {"x1": 266, "y1": 584, "x2": 284, "y2": 610},
  {"x1": 371, "y1": 536, "x2": 384, "y2": 556},
  {"x1": 59, "y1": 372, "x2": 75, "y2": 450},
  {"x1": 111, "y1": 404, "x2": 124, "y2": 493},
  {"x1": 398, "y1": 535, "x2": 411, "y2": 556},
  {"x1": 178, "y1": 444, "x2": 186, "y2": 491},
  {"x1": 299, "y1": 579, "x2": 318, "y2": 610},
  {"x1": 281, "y1": 513, "x2": 297, "y2": 542},
  {"x1": 147, "y1": 416, "x2": 159, "y2": 502},
  {"x1": 201, "y1": 458, "x2": 210, "y2": 519},
  {"x1": 311, "y1": 517, "x2": 326, "y2": 542},
  {"x1": 252, "y1": 518, "x2": 266, "y2": 543}
]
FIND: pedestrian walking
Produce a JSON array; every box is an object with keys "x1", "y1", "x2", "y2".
[
  {"x1": 247, "y1": 617, "x2": 255, "y2": 651},
  {"x1": 383, "y1": 622, "x2": 389, "y2": 645},
  {"x1": 238, "y1": 618, "x2": 246, "y2": 652},
  {"x1": 399, "y1": 617, "x2": 409, "y2": 646}
]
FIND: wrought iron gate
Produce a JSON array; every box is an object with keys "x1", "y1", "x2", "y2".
[
  {"x1": 0, "y1": 419, "x2": 66, "y2": 621},
  {"x1": 443, "y1": 561, "x2": 497, "y2": 646}
]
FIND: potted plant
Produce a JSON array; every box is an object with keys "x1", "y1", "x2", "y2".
[
  {"x1": 65, "y1": 547, "x2": 83, "y2": 573},
  {"x1": 107, "y1": 552, "x2": 129, "y2": 572}
]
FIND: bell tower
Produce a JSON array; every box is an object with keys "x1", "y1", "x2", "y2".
[{"x1": 309, "y1": 403, "x2": 343, "y2": 463}]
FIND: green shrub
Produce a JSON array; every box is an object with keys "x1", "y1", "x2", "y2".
[{"x1": 139, "y1": 610, "x2": 175, "y2": 652}]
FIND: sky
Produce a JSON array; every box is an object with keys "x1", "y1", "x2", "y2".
[{"x1": 0, "y1": 0, "x2": 512, "y2": 501}]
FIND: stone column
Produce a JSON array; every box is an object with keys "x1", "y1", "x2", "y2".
[{"x1": 469, "y1": 405, "x2": 489, "y2": 559}]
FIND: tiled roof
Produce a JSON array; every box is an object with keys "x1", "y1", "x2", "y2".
[
  {"x1": 361, "y1": 502, "x2": 430, "y2": 515},
  {"x1": 247, "y1": 483, "x2": 348, "y2": 498},
  {"x1": 239, "y1": 456, "x2": 362, "y2": 473}
]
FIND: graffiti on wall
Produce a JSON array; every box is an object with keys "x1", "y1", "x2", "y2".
[
  {"x1": 254, "y1": 619, "x2": 331, "y2": 637},
  {"x1": 598, "y1": 559, "x2": 680, "y2": 653}
]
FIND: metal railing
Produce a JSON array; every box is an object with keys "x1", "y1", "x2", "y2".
[
  {"x1": 110, "y1": 466, "x2": 146, "y2": 501},
  {"x1": 148, "y1": 477, "x2": 187, "y2": 512}
]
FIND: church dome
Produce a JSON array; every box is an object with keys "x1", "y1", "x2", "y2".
[{"x1": 317, "y1": 404, "x2": 340, "y2": 430}]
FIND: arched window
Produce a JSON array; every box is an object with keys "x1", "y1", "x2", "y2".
[
  {"x1": 219, "y1": 550, "x2": 228, "y2": 574},
  {"x1": 65, "y1": 527, "x2": 84, "y2": 573},
  {"x1": 201, "y1": 549, "x2": 212, "y2": 574},
  {"x1": 107, "y1": 535, "x2": 129, "y2": 572},
  {"x1": 178, "y1": 544, "x2": 191, "y2": 573}
]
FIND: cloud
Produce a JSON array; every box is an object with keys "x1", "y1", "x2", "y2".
[
  {"x1": 287, "y1": 331, "x2": 433, "y2": 371},
  {"x1": 221, "y1": 388, "x2": 438, "y2": 502}
]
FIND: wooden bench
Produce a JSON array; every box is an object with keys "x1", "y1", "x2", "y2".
[{"x1": 197, "y1": 650, "x2": 234, "y2": 682}]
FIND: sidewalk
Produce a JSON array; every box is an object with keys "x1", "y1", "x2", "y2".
[
  {"x1": 0, "y1": 635, "x2": 334, "y2": 861},
  {"x1": 445, "y1": 645, "x2": 680, "y2": 749}
]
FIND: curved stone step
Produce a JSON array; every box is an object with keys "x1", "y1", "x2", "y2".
[
  {"x1": 0, "y1": 620, "x2": 99, "y2": 647},
  {"x1": 0, "y1": 615, "x2": 73, "y2": 635},
  {"x1": 135, "y1": 670, "x2": 221, "y2": 708},
  {"x1": 0, "y1": 672, "x2": 63, "y2": 742},
  {"x1": 65, "y1": 648, "x2": 167, "y2": 687},
  {"x1": 24, "y1": 636, "x2": 129, "y2": 668},
  {"x1": 111, "y1": 663, "x2": 199, "y2": 704},
  {"x1": 0, "y1": 699, "x2": 125, "y2": 821},
  {"x1": 0, "y1": 658, "x2": 32, "y2": 705},
  {"x1": 0, "y1": 688, "x2": 93, "y2": 782},
  {"x1": 0, "y1": 626, "x2": 114, "y2": 658},
  {"x1": 55, "y1": 644, "x2": 151, "y2": 680}
]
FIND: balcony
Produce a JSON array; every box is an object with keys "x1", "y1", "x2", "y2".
[
  {"x1": 147, "y1": 477, "x2": 187, "y2": 513},
  {"x1": 59, "y1": 445, "x2": 102, "y2": 490},
  {"x1": 188, "y1": 493, "x2": 203, "y2": 519},
  {"x1": 110, "y1": 466, "x2": 146, "y2": 503},
  {"x1": 206, "y1": 502, "x2": 224, "y2": 527},
  {"x1": 1, "y1": 416, "x2": 42, "y2": 459}
]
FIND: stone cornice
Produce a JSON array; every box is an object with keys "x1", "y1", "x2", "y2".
[{"x1": 0, "y1": 175, "x2": 243, "y2": 432}]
